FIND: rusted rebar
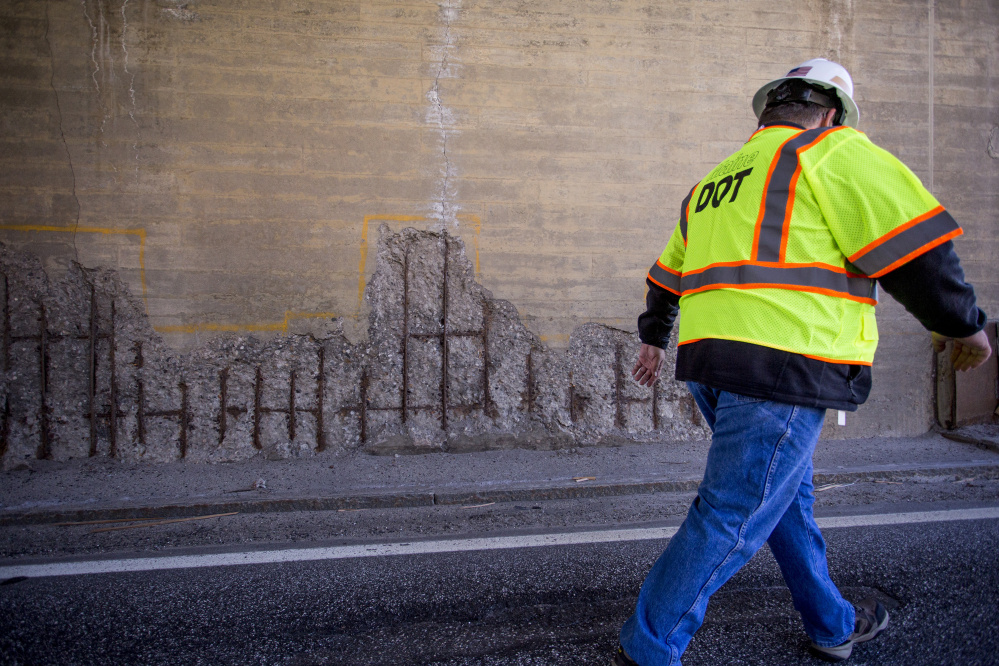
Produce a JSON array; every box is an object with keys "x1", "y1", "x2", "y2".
[
  {"x1": 440, "y1": 234, "x2": 450, "y2": 431},
  {"x1": 108, "y1": 300, "x2": 118, "y2": 458},
  {"x1": 252, "y1": 366, "x2": 262, "y2": 449},
  {"x1": 38, "y1": 302, "x2": 49, "y2": 459},
  {"x1": 135, "y1": 342, "x2": 146, "y2": 447},
  {"x1": 88, "y1": 284, "x2": 97, "y2": 456},
  {"x1": 288, "y1": 369, "x2": 297, "y2": 441},
  {"x1": 218, "y1": 367, "x2": 229, "y2": 446},
  {"x1": 315, "y1": 346, "x2": 326, "y2": 452},
  {"x1": 401, "y1": 247, "x2": 409, "y2": 424}
]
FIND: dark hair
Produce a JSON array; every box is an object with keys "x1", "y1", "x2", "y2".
[
  {"x1": 759, "y1": 79, "x2": 842, "y2": 127},
  {"x1": 758, "y1": 100, "x2": 830, "y2": 127}
]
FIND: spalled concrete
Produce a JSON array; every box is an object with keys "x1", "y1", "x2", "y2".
[{"x1": 0, "y1": 229, "x2": 709, "y2": 469}]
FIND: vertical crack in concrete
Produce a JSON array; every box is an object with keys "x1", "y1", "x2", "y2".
[
  {"x1": 45, "y1": 1, "x2": 83, "y2": 262},
  {"x1": 428, "y1": 0, "x2": 459, "y2": 228},
  {"x1": 829, "y1": 8, "x2": 842, "y2": 57},
  {"x1": 81, "y1": 0, "x2": 110, "y2": 145},
  {"x1": 826, "y1": 0, "x2": 854, "y2": 62},
  {"x1": 99, "y1": 0, "x2": 121, "y2": 181},
  {"x1": 121, "y1": 0, "x2": 140, "y2": 179}
]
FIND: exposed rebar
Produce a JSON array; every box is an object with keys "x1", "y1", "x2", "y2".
[
  {"x1": 288, "y1": 369, "x2": 297, "y2": 441},
  {"x1": 252, "y1": 366, "x2": 262, "y2": 449},
  {"x1": 179, "y1": 383, "x2": 189, "y2": 459},
  {"x1": 88, "y1": 284, "x2": 97, "y2": 456},
  {"x1": 135, "y1": 342, "x2": 145, "y2": 447},
  {"x1": 440, "y1": 234, "x2": 450, "y2": 431},
  {"x1": 38, "y1": 303, "x2": 50, "y2": 459},
  {"x1": 218, "y1": 367, "x2": 229, "y2": 446},
  {"x1": 401, "y1": 248, "x2": 410, "y2": 424},
  {"x1": 316, "y1": 346, "x2": 326, "y2": 452},
  {"x1": 108, "y1": 300, "x2": 118, "y2": 458},
  {"x1": 614, "y1": 343, "x2": 625, "y2": 429}
]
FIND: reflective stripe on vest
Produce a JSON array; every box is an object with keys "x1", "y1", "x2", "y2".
[
  {"x1": 848, "y1": 205, "x2": 960, "y2": 277},
  {"x1": 678, "y1": 186, "x2": 695, "y2": 246},
  {"x1": 648, "y1": 259, "x2": 874, "y2": 303},
  {"x1": 753, "y1": 127, "x2": 842, "y2": 262},
  {"x1": 648, "y1": 260, "x2": 681, "y2": 294},
  {"x1": 680, "y1": 262, "x2": 876, "y2": 303}
]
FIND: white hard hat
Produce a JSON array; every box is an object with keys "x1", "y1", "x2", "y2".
[{"x1": 752, "y1": 58, "x2": 860, "y2": 127}]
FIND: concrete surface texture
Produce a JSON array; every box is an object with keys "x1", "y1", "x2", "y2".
[
  {"x1": 1, "y1": 0, "x2": 997, "y2": 449},
  {"x1": 0, "y1": 229, "x2": 712, "y2": 468}
]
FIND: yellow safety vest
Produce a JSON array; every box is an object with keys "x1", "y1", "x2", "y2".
[{"x1": 648, "y1": 125, "x2": 961, "y2": 365}]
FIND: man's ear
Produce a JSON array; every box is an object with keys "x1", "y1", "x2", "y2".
[{"x1": 819, "y1": 107, "x2": 838, "y2": 127}]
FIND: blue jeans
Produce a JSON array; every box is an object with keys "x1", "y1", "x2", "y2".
[{"x1": 620, "y1": 383, "x2": 855, "y2": 665}]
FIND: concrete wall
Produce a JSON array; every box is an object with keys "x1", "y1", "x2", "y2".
[
  {"x1": 0, "y1": 229, "x2": 712, "y2": 468},
  {"x1": 1, "y1": 0, "x2": 997, "y2": 454}
]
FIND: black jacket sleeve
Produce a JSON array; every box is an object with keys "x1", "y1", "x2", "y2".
[
  {"x1": 876, "y1": 241, "x2": 986, "y2": 338},
  {"x1": 637, "y1": 278, "x2": 680, "y2": 348}
]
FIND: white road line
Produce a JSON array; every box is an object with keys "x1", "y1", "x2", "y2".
[{"x1": 3, "y1": 507, "x2": 998, "y2": 580}]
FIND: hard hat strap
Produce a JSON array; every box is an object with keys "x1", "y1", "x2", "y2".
[{"x1": 766, "y1": 80, "x2": 844, "y2": 123}]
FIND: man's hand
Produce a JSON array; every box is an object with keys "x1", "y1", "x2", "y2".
[
  {"x1": 932, "y1": 330, "x2": 993, "y2": 371},
  {"x1": 632, "y1": 343, "x2": 666, "y2": 387}
]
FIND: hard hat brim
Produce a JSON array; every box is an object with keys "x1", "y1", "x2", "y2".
[{"x1": 752, "y1": 77, "x2": 860, "y2": 128}]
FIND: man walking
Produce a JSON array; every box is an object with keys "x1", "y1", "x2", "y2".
[{"x1": 614, "y1": 58, "x2": 992, "y2": 665}]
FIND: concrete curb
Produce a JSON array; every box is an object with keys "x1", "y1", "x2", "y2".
[
  {"x1": 3, "y1": 462, "x2": 998, "y2": 527},
  {"x1": 940, "y1": 431, "x2": 999, "y2": 455}
]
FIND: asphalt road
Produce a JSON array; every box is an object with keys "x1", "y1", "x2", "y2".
[{"x1": 2, "y1": 502, "x2": 998, "y2": 665}]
